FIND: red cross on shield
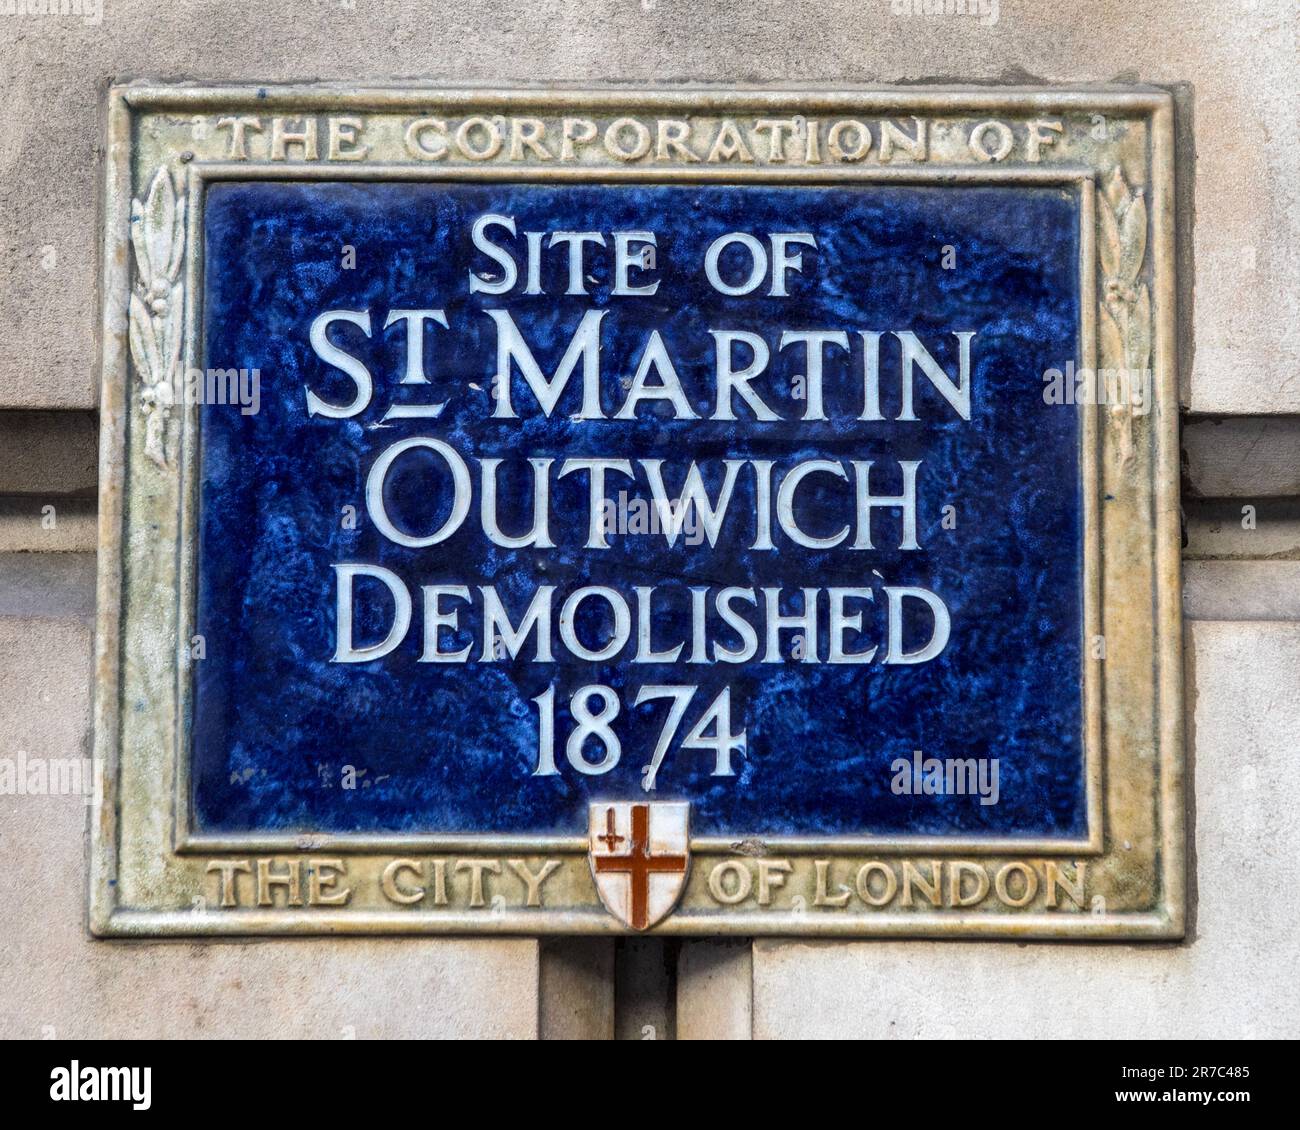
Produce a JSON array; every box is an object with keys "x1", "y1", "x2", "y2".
[{"x1": 589, "y1": 802, "x2": 690, "y2": 930}]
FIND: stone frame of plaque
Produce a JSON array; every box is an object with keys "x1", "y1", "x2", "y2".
[{"x1": 91, "y1": 85, "x2": 1182, "y2": 939}]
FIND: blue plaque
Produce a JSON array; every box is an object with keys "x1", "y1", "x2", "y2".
[
  {"x1": 193, "y1": 179, "x2": 1084, "y2": 840},
  {"x1": 94, "y1": 87, "x2": 1185, "y2": 939}
]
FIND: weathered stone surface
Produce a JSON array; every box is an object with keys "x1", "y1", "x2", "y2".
[
  {"x1": 540, "y1": 938, "x2": 615, "y2": 1040},
  {"x1": 752, "y1": 620, "x2": 1300, "y2": 1039},
  {"x1": 0, "y1": 498, "x2": 96, "y2": 553},
  {"x1": 1185, "y1": 561, "x2": 1300, "y2": 620},
  {"x1": 0, "y1": 1, "x2": 1296, "y2": 410},
  {"x1": 677, "y1": 940, "x2": 752, "y2": 1040},
  {"x1": 0, "y1": 552, "x2": 95, "y2": 619},
  {"x1": 1183, "y1": 498, "x2": 1300, "y2": 561},
  {"x1": 0, "y1": 411, "x2": 97, "y2": 495},
  {"x1": 0, "y1": 610, "x2": 539, "y2": 1039},
  {"x1": 1184, "y1": 418, "x2": 1300, "y2": 499}
]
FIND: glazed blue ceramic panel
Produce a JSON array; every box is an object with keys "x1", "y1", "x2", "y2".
[{"x1": 193, "y1": 179, "x2": 1084, "y2": 839}]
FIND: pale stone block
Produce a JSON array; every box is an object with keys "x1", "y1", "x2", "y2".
[
  {"x1": 540, "y1": 938, "x2": 615, "y2": 1040},
  {"x1": 0, "y1": 611, "x2": 540, "y2": 1039},
  {"x1": 1183, "y1": 499, "x2": 1300, "y2": 561},
  {"x1": 1184, "y1": 561, "x2": 1300, "y2": 621},
  {"x1": 0, "y1": 498, "x2": 97, "y2": 553},
  {"x1": 1, "y1": 1, "x2": 1296, "y2": 410},
  {"x1": 752, "y1": 620, "x2": 1300, "y2": 1040},
  {"x1": 0, "y1": 552, "x2": 95, "y2": 620},
  {"x1": 1184, "y1": 418, "x2": 1300, "y2": 499},
  {"x1": 677, "y1": 940, "x2": 752, "y2": 1040},
  {"x1": 0, "y1": 411, "x2": 97, "y2": 495}
]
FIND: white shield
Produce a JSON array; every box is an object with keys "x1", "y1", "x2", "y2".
[{"x1": 589, "y1": 801, "x2": 690, "y2": 931}]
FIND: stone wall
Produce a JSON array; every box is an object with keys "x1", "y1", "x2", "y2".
[{"x1": 1, "y1": 0, "x2": 1297, "y2": 1039}]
